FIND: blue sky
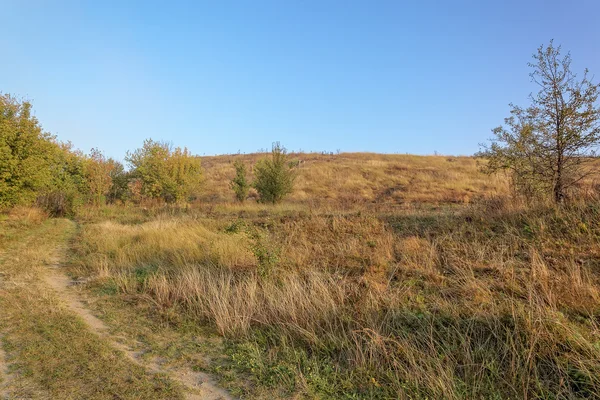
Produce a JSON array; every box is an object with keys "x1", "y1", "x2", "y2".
[{"x1": 2, "y1": 1, "x2": 599, "y2": 160}]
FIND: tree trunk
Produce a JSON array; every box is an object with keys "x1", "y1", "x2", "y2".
[
  {"x1": 554, "y1": 98, "x2": 564, "y2": 203},
  {"x1": 554, "y1": 154, "x2": 564, "y2": 203}
]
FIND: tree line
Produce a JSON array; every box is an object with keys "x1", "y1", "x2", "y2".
[{"x1": 0, "y1": 95, "x2": 296, "y2": 215}]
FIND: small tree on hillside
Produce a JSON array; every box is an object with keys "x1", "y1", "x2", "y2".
[
  {"x1": 253, "y1": 142, "x2": 296, "y2": 204},
  {"x1": 231, "y1": 160, "x2": 250, "y2": 202},
  {"x1": 479, "y1": 41, "x2": 600, "y2": 203}
]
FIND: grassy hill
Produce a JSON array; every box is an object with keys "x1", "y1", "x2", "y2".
[
  {"x1": 199, "y1": 153, "x2": 509, "y2": 206},
  {"x1": 3, "y1": 153, "x2": 600, "y2": 399}
]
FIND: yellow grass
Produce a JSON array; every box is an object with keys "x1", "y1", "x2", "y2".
[
  {"x1": 200, "y1": 153, "x2": 509, "y2": 205},
  {"x1": 70, "y1": 194, "x2": 600, "y2": 398},
  {"x1": 7, "y1": 153, "x2": 600, "y2": 398},
  {"x1": 0, "y1": 219, "x2": 183, "y2": 399}
]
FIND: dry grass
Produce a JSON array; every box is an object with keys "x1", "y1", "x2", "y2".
[
  {"x1": 0, "y1": 218, "x2": 183, "y2": 399},
  {"x1": 71, "y1": 195, "x2": 600, "y2": 399},
  {"x1": 76, "y1": 217, "x2": 256, "y2": 277},
  {"x1": 200, "y1": 153, "x2": 509, "y2": 206},
  {"x1": 7, "y1": 153, "x2": 600, "y2": 398},
  {"x1": 5, "y1": 206, "x2": 48, "y2": 224}
]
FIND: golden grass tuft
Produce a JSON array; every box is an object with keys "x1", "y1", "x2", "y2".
[
  {"x1": 74, "y1": 218, "x2": 256, "y2": 277},
  {"x1": 4, "y1": 206, "x2": 48, "y2": 226}
]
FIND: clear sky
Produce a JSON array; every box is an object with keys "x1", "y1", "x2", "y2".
[{"x1": 2, "y1": 1, "x2": 599, "y2": 160}]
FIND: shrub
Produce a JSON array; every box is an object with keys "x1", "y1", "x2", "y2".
[
  {"x1": 1, "y1": 95, "x2": 59, "y2": 208},
  {"x1": 230, "y1": 160, "x2": 250, "y2": 202},
  {"x1": 126, "y1": 139, "x2": 202, "y2": 204},
  {"x1": 253, "y1": 142, "x2": 296, "y2": 204}
]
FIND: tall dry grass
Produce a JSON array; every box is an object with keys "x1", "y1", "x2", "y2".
[{"x1": 71, "y1": 197, "x2": 600, "y2": 398}]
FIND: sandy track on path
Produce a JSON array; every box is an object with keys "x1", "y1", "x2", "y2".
[
  {"x1": 44, "y1": 251, "x2": 233, "y2": 400},
  {"x1": 0, "y1": 334, "x2": 13, "y2": 399}
]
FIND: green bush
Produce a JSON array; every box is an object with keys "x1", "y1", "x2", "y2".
[
  {"x1": 126, "y1": 139, "x2": 203, "y2": 204},
  {"x1": 230, "y1": 160, "x2": 250, "y2": 202},
  {"x1": 253, "y1": 142, "x2": 296, "y2": 204}
]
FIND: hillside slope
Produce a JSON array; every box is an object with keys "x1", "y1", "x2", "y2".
[{"x1": 199, "y1": 153, "x2": 509, "y2": 206}]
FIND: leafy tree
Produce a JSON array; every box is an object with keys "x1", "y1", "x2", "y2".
[
  {"x1": 0, "y1": 95, "x2": 56, "y2": 208},
  {"x1": 0, "y1": 94, "x2": 123, "y2": 214},
  {"x1": 230, "y1": 160, "x2": 250, "y2": 202},
  {"x1": 84, "y1": 148, "x2": 115, "y2": 205},
  {"x1": 0, "y1": 94, "x2": 90, "y2": 214},
  {"x1": 126, "y1": 139, "x2": 169, "y2": 200},
  {"x1": 126, "y1": 139, "x2": 202, "y2": 203},
  {"x1": 167, "y1": 146, "x2": 203, "y2": 203},
  {"x1": 37, "y1": 141, "x2": 88, "y2": 216},
  {"x1": 106, "y1": 160, "x2": 130, "y2": 204},
  {"x1": 479, "y1": 41, "x2": 600, "y2": 203},
  {"x1": 253, "y1": 142, "x2": 296, "y2": 204}
]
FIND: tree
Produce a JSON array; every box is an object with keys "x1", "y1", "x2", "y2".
[
  {"x1": 126, "y1": 139, "x2": 202, "y2": 204},
  {"x1": 0, "y1": 94, "x2": 89, "y2": 214},
  {"x1": 166, "y1": 146, "x2": 203, "y2": 203},
  {"x1": 253, "y1": 142, "x2": 296, "y2": 204},
  {"x1": 37, "y1": 141, "x2": 88, "y2": 216},
  {"x1": 0, "y1": 95, "x2": 56, "y2": 208},
  {"x1": 84, "y1": 148, "x2": 115, "y2": 205},
  {"x1": 230, "y1": 160, "x2": 250, "y2": 202},
  {"x1": 106, "y1": 160, "x2": 130, "y2": 204},
  {"x1": 480, "y1": 41, "x2": 600, "y2": 203}
]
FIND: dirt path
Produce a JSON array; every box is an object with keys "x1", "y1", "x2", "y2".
[
  {"x1": 0, "y1": 334, "x2": 13, "y2": 399},
  {"x1": 0, "y1": 220, "x2": 233, "y2": 400},
  {"x1": 44, "y1": 248, "x2": 232, "y2": 400},
  {"x1": 0, "y1": 275, "x2": 6, "y2": 396}
]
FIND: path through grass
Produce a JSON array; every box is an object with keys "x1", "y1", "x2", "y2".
[{"x1": 0, "y1": 218, "x2": 184, "y2": 399}]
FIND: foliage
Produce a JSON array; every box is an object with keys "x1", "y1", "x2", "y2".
[
  {"x1": 126, "y1": 139, "x2": 202, "y2": 203},
  {"x1": 253, "y1": 142, "x2": 296, "y2": 204},
  {"x1": 0, "y1": 95, "x2": 57, "y2": 208},
  {"x1": 39, "y1": 142, "x2": 88, "y2": 216},
  {"x1": 230, "y1": 160, "x2": 250, "y2": 202},
  {"x1": 0, "y1": 94, "x2": 104, "y2": 213},
  {"x1": 0, "y1": 96, "x2": 205, "y2": 210},
  {"x1": 480, "y1": 41, "x2": 600, "y2": 203},
  {"x1": 106, "y1": 160, "x2": 131, "y2": 204},
  {"x1": 84, "y1": 148, "x2": 115, "y2": 205},
  {"x1": 247, "y1": 228, "x2": 280, "y2": 278}
]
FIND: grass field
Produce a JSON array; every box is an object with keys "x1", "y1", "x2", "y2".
[{"x1": 2, "y1": 153, "x2": 600, "y2": 399}]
